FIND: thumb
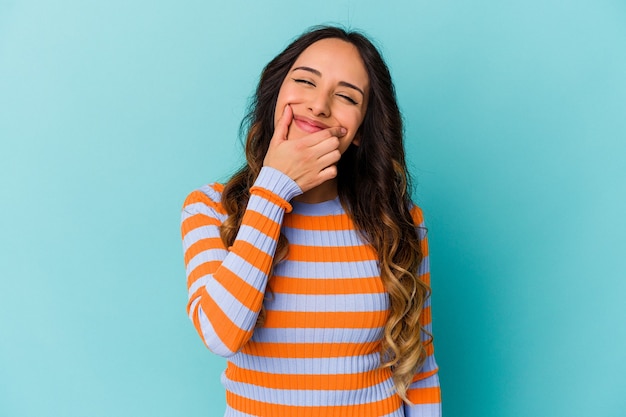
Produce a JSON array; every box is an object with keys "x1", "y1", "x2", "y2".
[{"x1": 272, "y1": 105, "x2": 293, "y2": 142}]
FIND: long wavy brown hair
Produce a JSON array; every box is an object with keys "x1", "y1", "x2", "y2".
[{"x1": 219, "y1": 25, "x2": 431, "y2": 403}]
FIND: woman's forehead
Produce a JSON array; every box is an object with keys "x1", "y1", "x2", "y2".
[{"x1": 291, "y1": 38, "x2": 369, "y2": 89}]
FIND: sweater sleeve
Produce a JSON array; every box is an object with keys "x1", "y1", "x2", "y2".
[
  {"x1": 180, "y1": 167, "x2": 302, "y2": 357},
  {"x1": 404, "y1": 206, "x2": 442, "y2": 417}
]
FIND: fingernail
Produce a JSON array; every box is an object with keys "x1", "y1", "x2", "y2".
[{"x1": 340, "y1": 127, "x2": 347, "y2": 135}]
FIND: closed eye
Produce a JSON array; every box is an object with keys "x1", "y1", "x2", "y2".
[
  {"x1": 293, "y1": 78, "x2": 315, "y2": 87},
  {"x1": 338, "y1": 94, "x2": 358, "y2": 105}
]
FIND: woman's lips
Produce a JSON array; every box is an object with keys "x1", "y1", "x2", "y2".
[{"x1": 293, "y1": 116, "x2": 330, "y2": 133}]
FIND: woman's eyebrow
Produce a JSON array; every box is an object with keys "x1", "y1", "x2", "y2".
[
  {"x1": 292, "y1": 66, "x2": 365, "y2": 97},
  {"x1": 292, "y1": 66, "x2": 321, "y2": 76}
]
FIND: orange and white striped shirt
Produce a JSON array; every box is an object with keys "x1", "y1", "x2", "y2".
[{"x1": 181, "y1": 167, "x2": 441, "y2": 417}]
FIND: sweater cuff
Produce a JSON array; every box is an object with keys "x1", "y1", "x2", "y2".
[{"x1": 253, "y1": 167, "x2": 303, "y2": 203}]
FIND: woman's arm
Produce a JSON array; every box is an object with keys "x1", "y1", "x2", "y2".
[
  {"x1": 181, "y1": 106, "x2": 345, "y2": 357},
  {"x1": 404, "y1": 206, "x2": 442, "y2": 417},
  {"x1": 181, "y1": 167, "x2": 302, "y2": 357}
]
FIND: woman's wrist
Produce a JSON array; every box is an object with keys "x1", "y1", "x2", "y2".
[{"x1": 254, "y1": 166, "x2": 303, "y2": 203}]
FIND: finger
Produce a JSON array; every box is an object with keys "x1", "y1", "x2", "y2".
[
  {"x1": 272, "y1": 105, "x2": 293, "y2": 142},
  {"x1": 297, "y1": 126, "x2": 346, "y2": 147},
  {"x1": 317, "y1": 164, "x2": 339, "y2": 183},
  {"x1": 316, "y1": 149, "x2": 342, "y2": 168},
  {"x1": 309, "y1": 136, "x2": 340, "y2": 159},
  {"x1": 328, "y1": 126, "x2": 347, "y2": 138}
]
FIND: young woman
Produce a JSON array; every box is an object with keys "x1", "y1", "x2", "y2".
[{"x1": 181, "y1": 26, "x2": 441, "y2": 417}]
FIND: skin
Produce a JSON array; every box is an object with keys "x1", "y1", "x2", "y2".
[{"x1": 263, "y1": 38, "x2": 370, "y2": 203}]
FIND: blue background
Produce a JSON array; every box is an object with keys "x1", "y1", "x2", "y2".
[{"x1": 1, "y1": 1, "x2": 625, "y2": 416}]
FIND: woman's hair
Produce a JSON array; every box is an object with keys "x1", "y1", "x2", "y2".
[{"x1": 219, "y1": 25, "x2": 431, "y2": 403}]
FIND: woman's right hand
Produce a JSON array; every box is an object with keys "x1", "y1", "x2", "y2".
[{"x1": 263, "y1": 105, "x2": 347, "y2": 193}]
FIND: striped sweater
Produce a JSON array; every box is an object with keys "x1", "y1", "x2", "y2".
[{"x1": 181, "y1": 167, "x2": 441, "y2": 417}]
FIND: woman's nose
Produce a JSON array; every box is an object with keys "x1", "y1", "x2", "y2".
[{"x1": 308, "y1": 93, "x2": 331, "y2": 117}]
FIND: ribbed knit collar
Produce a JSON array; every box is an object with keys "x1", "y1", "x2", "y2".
[{"x1": 290, "y1": 196, "x2": 344, "y2": 216}]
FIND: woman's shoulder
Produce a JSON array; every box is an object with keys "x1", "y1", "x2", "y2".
[
  {"x1": 407, "y1": 202, "x2": 429, "y2": 243},
  {"x1": 181, "y1": 182, "x2": 227, "y2": 215},
  {"x1": 408, "y1": 202, "x2": 426, "y2": 226}
]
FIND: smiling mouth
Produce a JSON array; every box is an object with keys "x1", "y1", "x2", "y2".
[{"x1": 293, "y1": 116, "x2": 330, "y2": 133}]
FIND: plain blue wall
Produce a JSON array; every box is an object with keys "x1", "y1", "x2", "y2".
[{"x1": 1, "y1": 1, "x2": 625, "y2": 416}]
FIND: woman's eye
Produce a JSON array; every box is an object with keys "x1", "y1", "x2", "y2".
[
  {"x1": 338, "y1": 94, "x2": 358, "y2": 105},
  {"x1": 293, "y1": 78, "x2": 315, "y2": 86}
]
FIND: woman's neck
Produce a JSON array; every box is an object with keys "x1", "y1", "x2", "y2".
[{"x1": 294, "y1": 179, "x2": 338, "y2": 204}]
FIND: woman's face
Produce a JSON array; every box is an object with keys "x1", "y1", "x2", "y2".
[{"x1": 274, "y1": 38, "x2": 369, "y2": 153}]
